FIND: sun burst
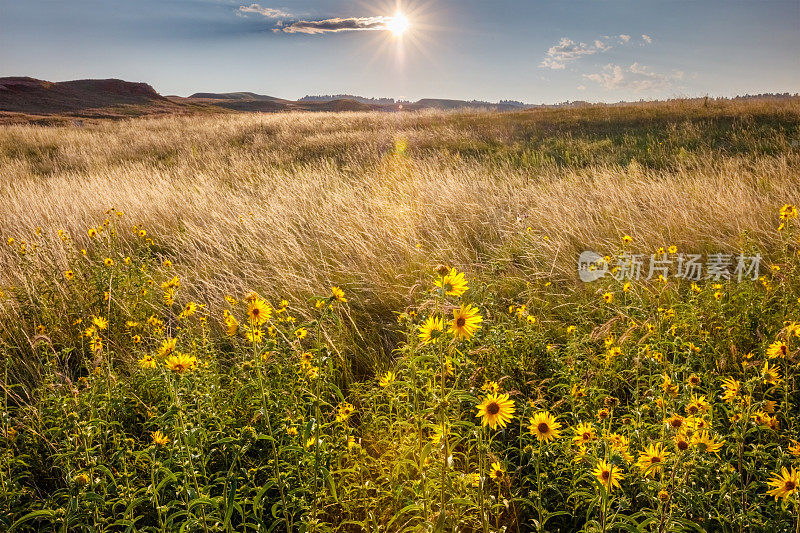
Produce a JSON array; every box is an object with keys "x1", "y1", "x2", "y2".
[{"x1": 386, "y1": 12, "x2": 410, "y2": 36}]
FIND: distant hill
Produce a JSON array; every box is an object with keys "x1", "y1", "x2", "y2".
[
  {"x1": 178, "y1": 92, "x2": 293, "y2": 113},
  {"x1": 0, "y1": 77, "x2": 182, "y2": 118},
  {"x1": 2, "y1": 76, "x2": 797, "y2": 124},
  {"x1": 300, "y1": 94, "x2": 532, "y2": 111},
  {"x1": 299, "y1": 94, "x2": 406, "y2": 106},
  {"x1": 177, "y1": 92, "x2": 380, "y2": 112},
  {"x1": 403, "y1": 98, "x2": 526, "y2": 112},
  {"x1": 189, "y1": 92, "x2": 285, "y2": 101}
]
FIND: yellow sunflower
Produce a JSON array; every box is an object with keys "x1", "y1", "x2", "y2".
[
  {"x1": 481, "y1": 380, "x2": 501, "y2": 394},
  {"x1": 418, "y1": 316, "x2": 444, "y2": 344},
  {"x1": 157, "y1": 337, "x2": 177, "y2": 358},
  {"x1": 636, "y1": 443, "x2": 669, "y2": 477},
  {"x1": 685, "y1": 394, "x2": 709, "y2": 416},
  {"x1": 475, "y1": 392, "x2": 516, "y2": 429},
  {"x1": 247, "y1": 298, "x2": 272, "y2": 326},
  {"x1": 788, "y1": 441, "x2": 800, "y2": 457},
  {"x1": 489, "y1": 462, "x2": 505, "y2": 482},
  {"x1": 379, "y1": 371, "x2": 396, "y2": 387},
  {"x1": 761, "y1": 360, "x2": 781, "y2": 385},
  {"x1": 572, "y1": 422, "x2": 596, "y2": 445},
  {"x1": 673, "y1": 432, "x2": 690, "y2": 452},
  {"x1": 593, "y1": 459, "x2": 622, "y2": 492},
  {"x1": 766, "y1": 466, "x2": 799, "y2": 502},
  {"x1": 245, "y1": 327, "x2": 264, "y2": 344},
  {"x1": 529, "y1": 411, "x2": 561, "y2": 443},
  {"x1": 434, "y1": 267, "x2": 468, "y2": 297},
  {"x1": 89, "y1": 336, "x2": 103, "y2": 353},
  {"x1": 224, "y1": 311, "x2": 239, "y2": 336},
  {"x1": 64, "y1": 270, "x2": 75, "y2": 280},
  {"x1": 665, "y1": 414, "x2": 686, "y2": 431},
  {"x1": 571, "y1": 385, "x2": 587, "y2": 400},
  {"x1": 450, "y1": 304, "x2": 483, "y2": 340},
  {"x1": 691, "y1": 431, "x2": 725, "y2": 456},
  {"x1": 138, "y1": 355, "x2": 157, "y2": 369},
  {"x1": 92, "y1": 316, "x2": 109, "y2": 331},
  {"x1": 661, "y1": 374, "x2": 679, "y2": 397},
  {"x1": 720, "y1": 377, "x2": 740, "y2": 402},
  {"x1": 779, "y1": 204, "x2": 798, "y2": 220},
  {"x1": 161, "y1": 276, "x2": 180, "y2": 290},
  {"x1": 178, "y1": 302, "x2": 197, "y2": 320},
  {"x1": 151, "y1": 431, "x2": 170, "y2": 446},
  {"x1": 766, "y1": 340, "x2": 788, "y2": 359},
  {"x1": 165, "y1": 353, "x2": 197, "y2": 374},
  {"x1": 331, "y1": 286, "x2": 347, "y2": 303},
  {"x1": 336, "y1": 402, "x2": 355, "y2": 423}
]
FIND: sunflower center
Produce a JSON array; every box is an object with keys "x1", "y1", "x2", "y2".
[
  {"x1": 486, "y1": 402, "x2": 500, "y2": 415},
  {"x1": 677, "y1": 440, "x2": 689, "y2": 451},
  {"x1": 671, "y1": 419, "x2": 682, "y2": 428},
  {"x1": 651, "y1": 456, "x2": 661, "y2": 463},
  {"x1": 601, "y1": 470, "x2": 610, "y2": 481},
  {"x1": 538, "y1": 422, "x2": 549, "y2": 434},
  {"x1": 456, "y1": 317, "x2": 466, "y2": 328},
  {"x1": 786, "y1": 481, "x2": 796, "y2": 490},
  {"x1": 687, "y1": 405, "x2": 698, "y2": 414},
  {"x1": 582, "y1": 432, "x2": 590, "y2": 440}
]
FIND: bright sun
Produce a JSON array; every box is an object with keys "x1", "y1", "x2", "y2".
[{"x1": 386, "y1": 12, "x2": 410, "y2": 37}]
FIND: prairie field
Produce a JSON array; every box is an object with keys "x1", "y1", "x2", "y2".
[{"x1": 2, "y1": 98, "x2": 800, "y2": 531}]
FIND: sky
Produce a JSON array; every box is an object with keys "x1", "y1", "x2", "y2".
[{"x1": 0, "y1": 0, "x2": 798, "y2": 104}]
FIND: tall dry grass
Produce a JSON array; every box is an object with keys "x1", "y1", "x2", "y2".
[{"x1": 1, "y1": 100, "x2": 799, "y2": 368}]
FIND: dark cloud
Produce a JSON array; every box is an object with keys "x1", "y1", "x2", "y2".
[{"x1": 279, "y1": 16, "x2": 391, "y2": 34}]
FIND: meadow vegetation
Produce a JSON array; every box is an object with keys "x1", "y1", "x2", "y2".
[{"x1": 1, "y1": 98, "x2": 800, "y2": 531}]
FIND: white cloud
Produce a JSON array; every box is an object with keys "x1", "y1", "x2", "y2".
[
  {"x1": 540, "y1": 38, "x2": 609, "y2": 69},
  {"x1": 539, "y1": 34, "x2": 646, "y2": 69},
  {"x1": 583, "y1": 63, "x2": 682, "y2": 92},
  {"x1": 237, "y1": 4, "x2": 292, "y2": 18},
  {"x1": 641, "y1": 34, "x2": 652, "y2": 44}
]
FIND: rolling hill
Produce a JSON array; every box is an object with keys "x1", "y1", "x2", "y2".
[
  {"x1": 0, "y1": 77, "x2": 537, "y2": 123},
  {"x1": 176, "y1": 92, "x2": 380, "y2": 112},
  {"x1": 0, "y1": 77, "x2": 188, "y2": 121}
]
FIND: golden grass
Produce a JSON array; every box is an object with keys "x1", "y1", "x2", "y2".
[{"x1": 1, "y1": 101, "x2": 799, "y2": 366}]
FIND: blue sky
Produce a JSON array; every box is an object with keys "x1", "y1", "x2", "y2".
[{"x1": 1, "y1": 0, "x2": 798, "y2": 103}]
